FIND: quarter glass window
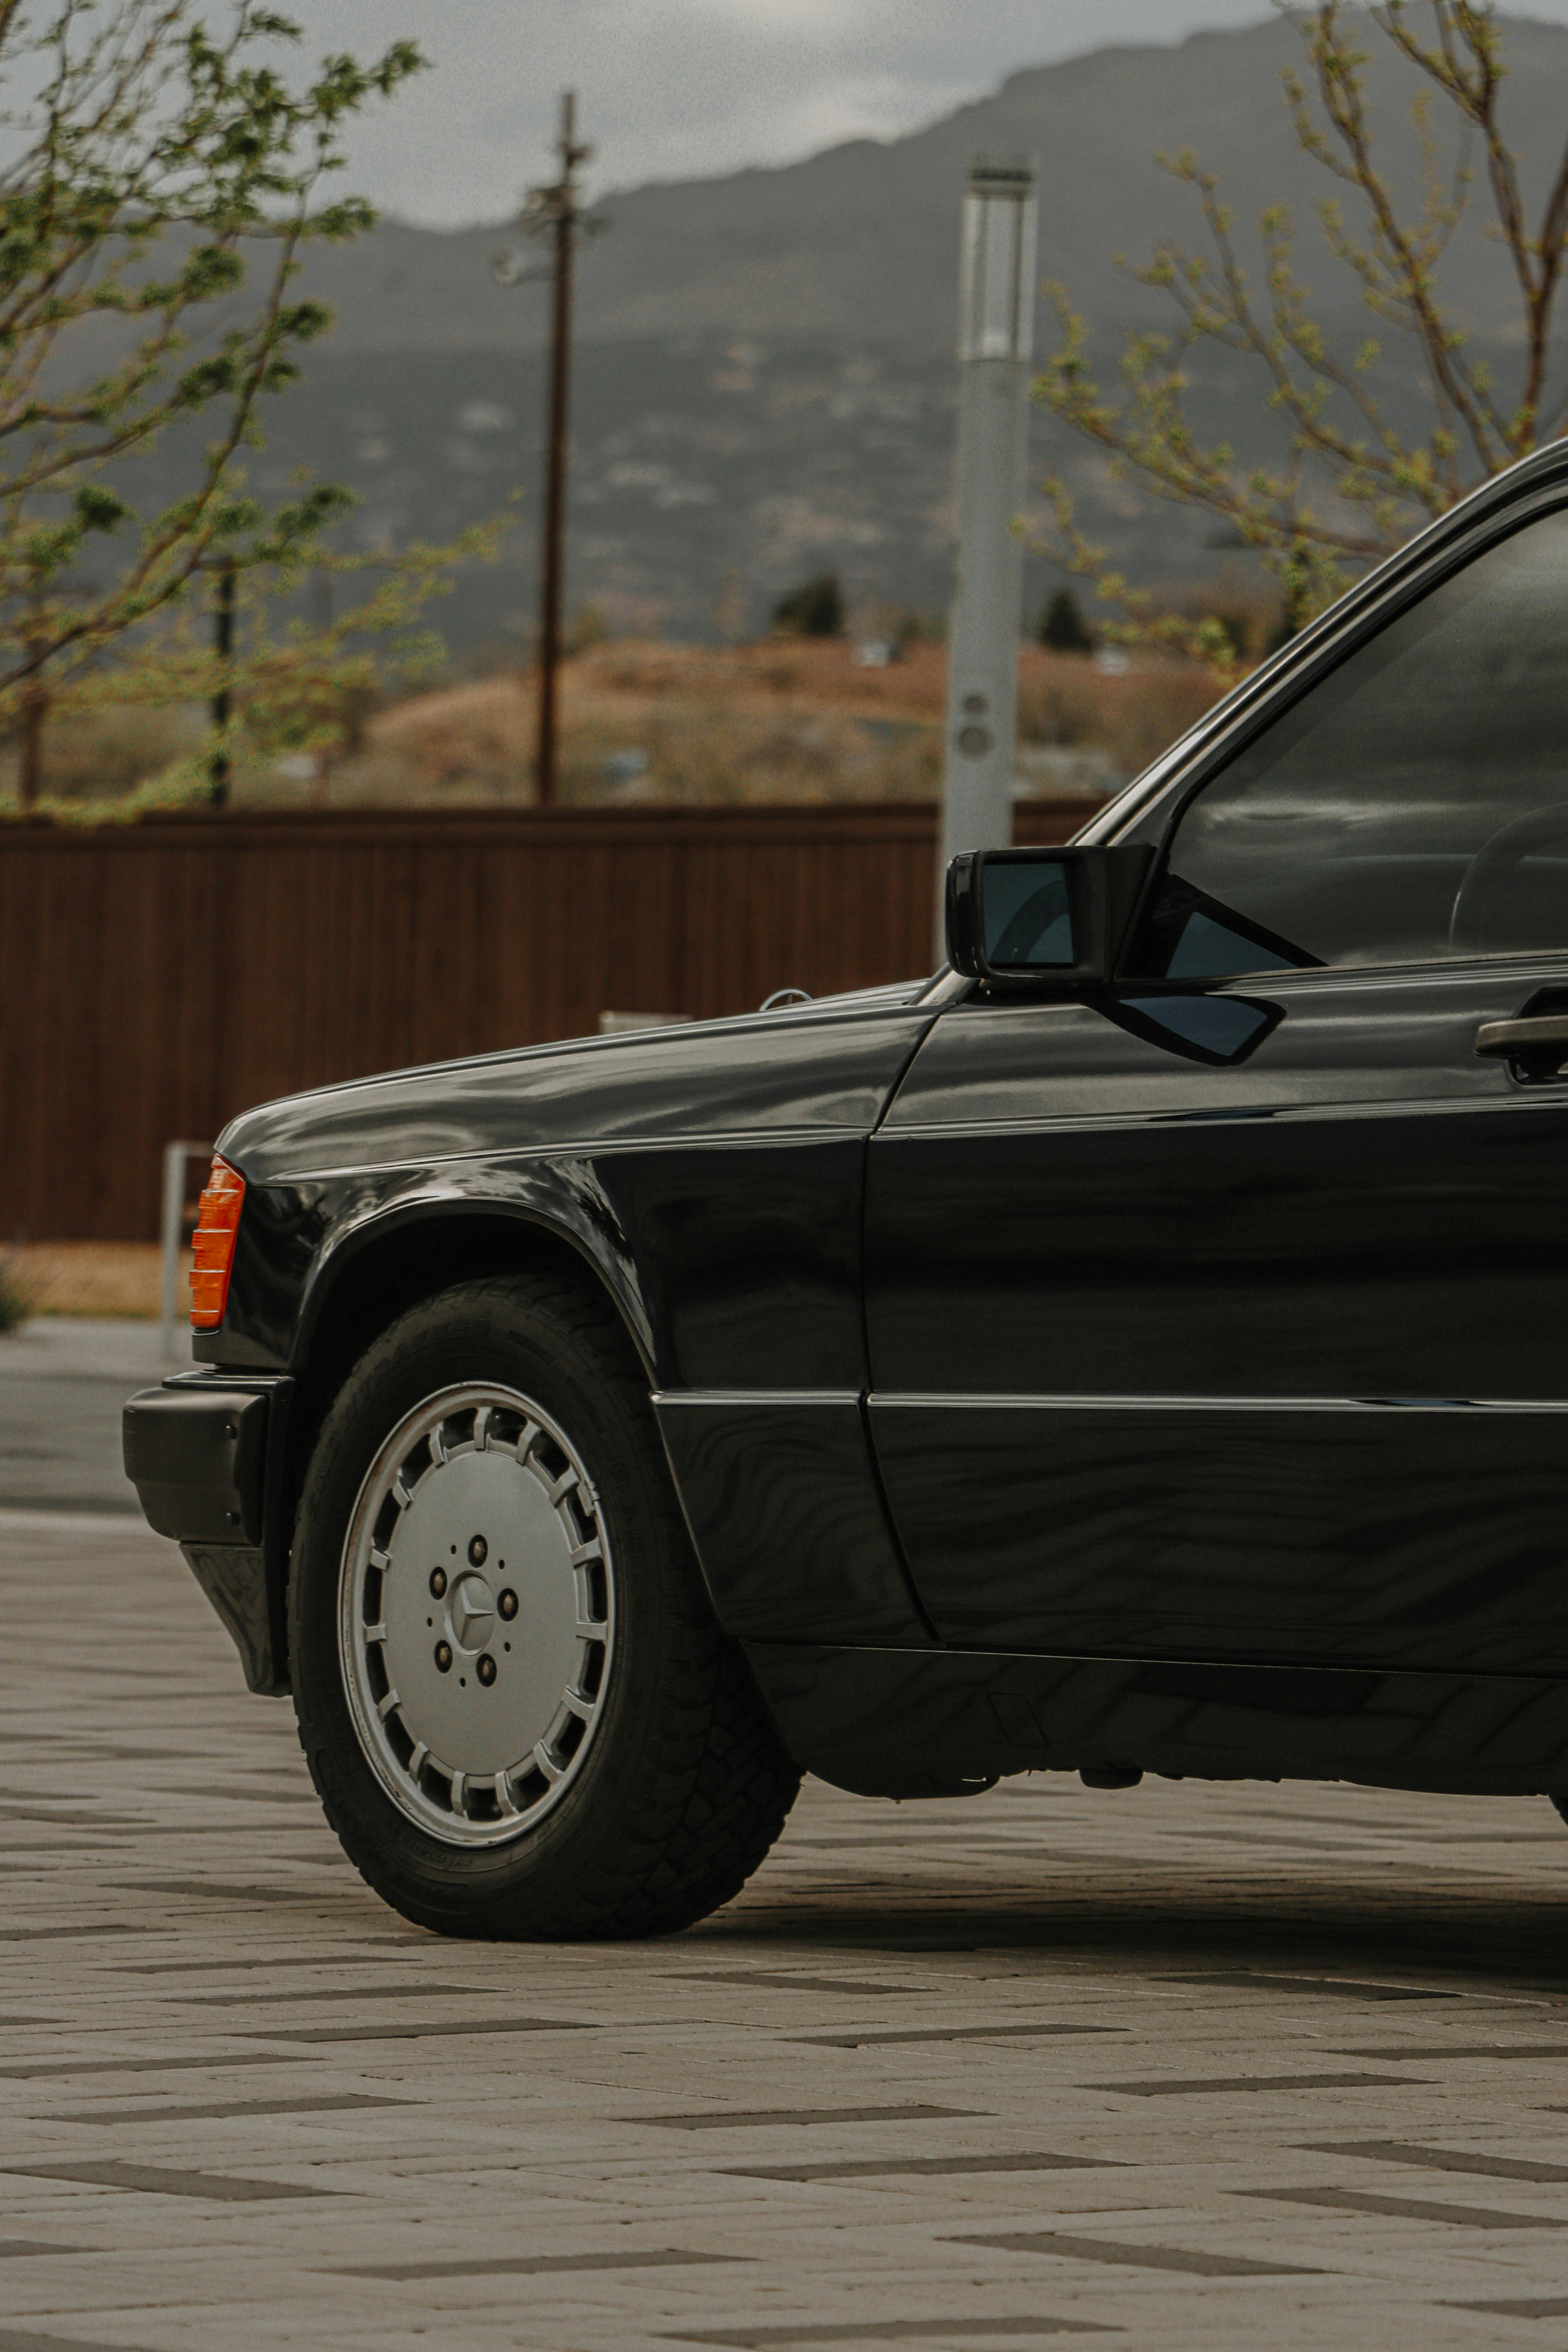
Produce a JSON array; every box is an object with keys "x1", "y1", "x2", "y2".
[{"x1": 1129, "y1": 509, "x2": 1568, "y2": 978}]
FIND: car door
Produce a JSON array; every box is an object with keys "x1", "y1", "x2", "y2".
[{"x1": 866, "y1": 500, "x2": 1568, "y2": 1680}]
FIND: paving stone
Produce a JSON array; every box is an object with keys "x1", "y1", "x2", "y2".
[
  {"x1": 15, "y1": 1506, "x2": 1568, "y2": 2349},
  {"x1": 1160, "y1": 1973, "x2": 1458, "y2": 2000},
  {"x1": 636, "y1": 2105, "x2": 982, "y2": 2130},
  {"x1": 1242, "y1": 2185, "x2": 1568, "y2": 2228},
  {"x1": 1449, "y1": 2297, "x2": 1568, "y2": 2317},
  {"x1": 1338, "y1": 2042, "x2": 1568, "y2": 2059},
  {"x1": 1100, "y1": 2071, "x2": 1425, "y2": 2095},
  {"x1": 0, "y1": 2052, "x2": 302, "y2": 2079},
  {"x1": 337, "y1": 2248, "x2": 749, "y2": 2279},
  {"x1": 233, "y1": 2015, "x2": 591, "y2": 2043},
  {"x1": 675, "y1": 1971, "x2": 922, "y2": 1995},
  {"x1": 662, "y1": 2325, "x2": 1119, "y2": 2346},
  {"x1": 0, "y1": 2160, "x2": 340, "y2": 2199},
  {"x1": 0, "y1": 1925, "x2": 160, "y2": 1944},
  {"x1": 174, "y1": 1979, "x2": 492, "y2": 2005},
  {"x1": 946, "y1": 2231, "x2": 1325, "y2": 2276},
  {"x1": 722, "y1": 2153, "x2": 1125, "y2": 2183},
  {"x1": 794, "y1": 2024, "x2": 1123, "y2": 2048},
  {"x1": 0, "y1": 2332, "x2": 162, "y2": 2352},
  {"x1": 1301, "y1": 2140, "x2": 1568, "y2": 2183},
  {"x1": 53, "y1": 2095, "x2": 412, "y2": 2123}
]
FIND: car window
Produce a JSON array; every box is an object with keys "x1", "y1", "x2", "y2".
[{"x1": 1127, "y1": 507, "x2": 1568, "y2": 979}]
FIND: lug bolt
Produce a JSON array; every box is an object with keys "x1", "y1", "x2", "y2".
[
  {"x1": 498, "y1": 1588, "x2": 518, "y2": 1621},
  {"x1": 429, "y1": 1567, "x2": 447, "y2": 1598},
  {"x1": 477, "y1": 1654, "x2": 497, "y2": 1687},
  {"x1": 434, "y1": 1641, "x2": 452, "y2": 1673},
  {"x1": 468, "y1": 1534, "x2": 488, "y2": 1566}
]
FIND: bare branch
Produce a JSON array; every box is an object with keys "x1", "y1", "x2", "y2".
[{"x1": 1035, "y1": 0, "x2": 1568, "y2": 661}]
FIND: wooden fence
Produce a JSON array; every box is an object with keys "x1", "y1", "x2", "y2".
[{"x1": 0, "y1": 796, "x2": 1094, "y2": 1240}]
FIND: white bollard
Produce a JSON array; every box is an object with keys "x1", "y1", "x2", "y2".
[{"x1": 160, "y1": 1141, "x2": 210, "y2": 1362}]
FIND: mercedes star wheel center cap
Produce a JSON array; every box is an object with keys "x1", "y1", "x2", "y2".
[{"x1": 448, "y1": 1569, "x2": 495, "y2": 1653}]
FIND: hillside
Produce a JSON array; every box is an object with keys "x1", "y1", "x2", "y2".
[
  {"x1": 124, "y1": 16, "x2": 1568, "y2": 644},
  {"x1": 304, "y1": 17, "x2": 1568, "y2": 355}
]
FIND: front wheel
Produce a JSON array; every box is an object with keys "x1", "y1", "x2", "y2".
[{"x1": 289, "y1": 1272, "x2": 800, "y2": 1939}]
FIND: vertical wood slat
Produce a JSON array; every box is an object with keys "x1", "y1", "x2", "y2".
[{"x1": 0, "y1": 797, "x2": 1092, "y2": 1240}]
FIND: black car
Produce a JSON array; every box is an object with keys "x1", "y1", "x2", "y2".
[{"x1": 126, "y1": 441, "x2": 1568, "y2": 1940}]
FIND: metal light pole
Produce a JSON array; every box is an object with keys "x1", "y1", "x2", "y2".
[
  {"x1": 938, "y1": 156, "x2": 1038, "y2": 940},
  {"x1": 494, "y1": 93, "x2": 595, "y2": 809}
]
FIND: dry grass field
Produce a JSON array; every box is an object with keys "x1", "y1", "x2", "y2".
[
  {"x1": 0, "y1": 640, "x2": 1226, "y2": 814},
  {"x1": 331, "y1": 639, "x2": 1225, "y2": 810},
  {"x1": 1, "y1": 1243, "x2": 184, "y2": 1320}
]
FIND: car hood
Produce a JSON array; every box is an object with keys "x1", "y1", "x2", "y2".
[{"x1": 216, "y1": 978, "x2": 936, "y2": 1185}]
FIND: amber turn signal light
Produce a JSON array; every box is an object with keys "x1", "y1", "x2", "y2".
[{"x1": 190, "y1": 1155, "x2": 245, "y2": 1331}]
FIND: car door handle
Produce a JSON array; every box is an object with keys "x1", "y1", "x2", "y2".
[{"x1": 1475, "y1": 1014, "x2": 1568, "y2": 1057}]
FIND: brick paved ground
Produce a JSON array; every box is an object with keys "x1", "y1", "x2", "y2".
[
  {"x1": 0, "y1": 1322, "x2": 171, "y2": 1516},
  {"x1": 6, "y1": 1512, "x2": 1568, "y2": 2350}
]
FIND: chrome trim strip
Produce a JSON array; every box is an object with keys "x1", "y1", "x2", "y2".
[
  {"x1": 653, "y1": 1389, "x2": 863, "y2": 1409},
  {"x1": 914, "y1": 967, "x2": 972, "y2": 1009},
  {"x1": 877, "y1": 1093, "x2": 1539, "y2": 1145},
  {"x1": 868, "y1": 1391, "x2": 1568, "y2": 1416},
  {"x1": 654, "y1": 1387, "x2": 1568, "y2": 1416}
]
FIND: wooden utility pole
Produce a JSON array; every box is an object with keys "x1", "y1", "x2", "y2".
[
  {"x1": 495, "y1": 93, "x2": 595, "y2": 809},
  {"x1": 312, "y1": 565, "x2": 335, "y2": 805},
  {"x1": 536, "y1": 94, "x2": 592, "y2": 808},
  {"x1": 209, "y1": 555, "x2": 236, "y2": 807},
  {"x1": 17, "y1": 576, "x2": 49, "y2": 813}
]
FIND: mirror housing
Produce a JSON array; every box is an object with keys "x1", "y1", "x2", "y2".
[{"x1": 945, "y1": 845, "x2": 1153, "y2": 987}]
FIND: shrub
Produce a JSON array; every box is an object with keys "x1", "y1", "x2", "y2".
[
  {"x1": 4, "y1": 705, "x2": 193, "y2": 801},
  {"x1": 1039, "y1": 589, "x2": 1092, "y2": 653},
  {"x1": 1017, "y1": 653, "x2": 1228, "y2": 775},
  {"x1": 0, "y1": 1256, "x2": 29, "y2": 1333},
  {"x1": 771, "y1": 573, "x2": 844, "y2": 639}
]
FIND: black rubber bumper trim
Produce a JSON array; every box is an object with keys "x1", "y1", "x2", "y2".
[
  {"x1": 123, "y1": 1382, "x2": 270, "y2": 1544},
  {"x1": 123, "y1": 1372, "x2": 295, "y2": 1696}
]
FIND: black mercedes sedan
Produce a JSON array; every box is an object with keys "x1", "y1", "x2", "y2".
[{"x1": 126, "y1": 440, "x2": 1568, "y2": 1940}]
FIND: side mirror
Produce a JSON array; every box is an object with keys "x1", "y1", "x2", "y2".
[{"x1": 945, "y1": 845, "x2": 1153, "y2": 987}]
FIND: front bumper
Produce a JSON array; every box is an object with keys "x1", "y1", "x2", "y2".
[{"x1": 123, "y1": 1372, "x2": 295, "y2": 1696}]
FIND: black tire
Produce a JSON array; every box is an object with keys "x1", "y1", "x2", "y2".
[{"x1": 289, "y1": 1270, "x2": 801, "y2": 1939}]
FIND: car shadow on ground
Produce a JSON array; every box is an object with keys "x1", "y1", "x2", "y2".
[{"x1": 683, "y1": 1873, "x2": 1568, "y2": 1993}]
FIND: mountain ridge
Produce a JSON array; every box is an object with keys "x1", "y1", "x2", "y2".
[
  {"x1": 169, "y1": 14, "x2": 1568, "y2": 644},
  {"x1": 299, "y1": 15, "x2": 1568, "y2": 358}
]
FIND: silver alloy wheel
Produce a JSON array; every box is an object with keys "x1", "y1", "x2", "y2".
[{"x1": 338, "y1": 1383, "x2": 616, "y2": 1847}]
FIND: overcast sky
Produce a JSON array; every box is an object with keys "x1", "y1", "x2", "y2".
[{"x1": 275, "y1": 1, "x2": 1297, "y2": 226}]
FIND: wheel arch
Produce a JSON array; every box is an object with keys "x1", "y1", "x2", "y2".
[{"x1": 281, "y1": 1196, "x2": 655, "y2": 1556}]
